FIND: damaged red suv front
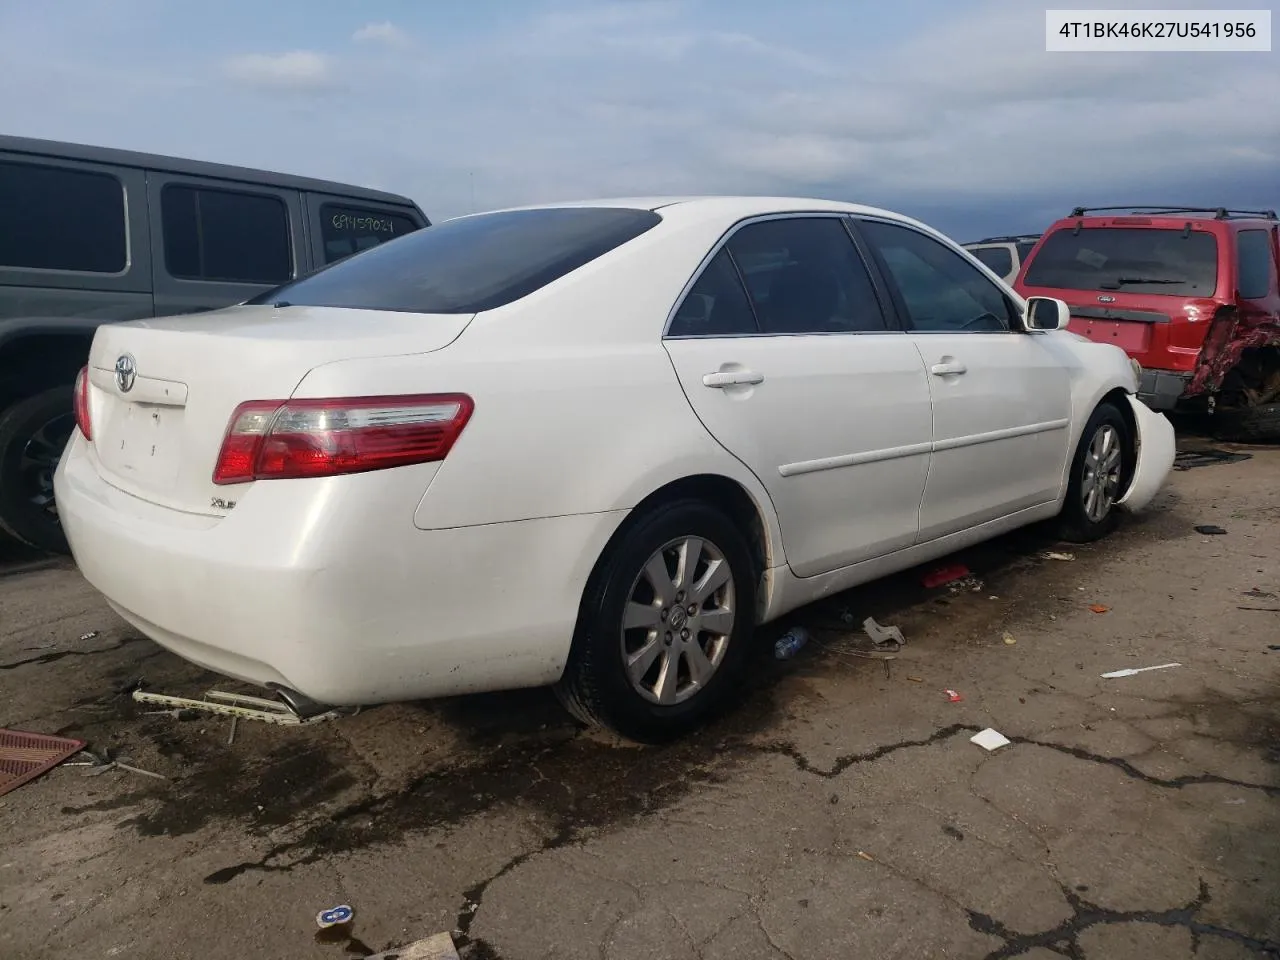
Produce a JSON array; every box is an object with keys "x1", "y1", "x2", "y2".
[{"x1": 1015, "y1": 207, "x2": 1280, "y2": 440}]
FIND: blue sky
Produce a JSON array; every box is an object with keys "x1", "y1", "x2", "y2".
[{"x1": 1, "y1": 0, "x2": 1275, "y2": 241}]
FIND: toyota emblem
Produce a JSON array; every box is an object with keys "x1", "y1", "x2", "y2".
[{"x1": 115, "y1": 353, "x2": 137, "y2": 393}]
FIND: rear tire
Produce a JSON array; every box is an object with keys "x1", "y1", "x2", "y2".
[
  {"x1": 1210, "y1": 402, "x2": 1280, "y2": 443},
  {"x1": 555, "y1": 499, "x2": 757, "y2": 743},
  {"x1": 0, "y1": 386, "x2": 75, "y2": 554},
  {"x1": 1055, "y1": 401, "x2": 1134, "y2": 544}
]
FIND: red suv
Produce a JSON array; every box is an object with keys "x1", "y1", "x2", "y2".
[{"x1": 1015, "y1": 206, "x2": 1280, "y2": 440}]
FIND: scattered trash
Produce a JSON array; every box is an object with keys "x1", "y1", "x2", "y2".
[
  {"x1": 1267, "y1": 645, "x2": 1280, "y2": 652},
  {"x1": 944, "y1": 689, "x2": 964, "y2": 703},
  {"x1": 1002, "y1": 632, "x2": 1017, "y2": 646},
  {"x1": 1244, "y1": 588, "x2": 1277, "y2": 600},
  {"x1": 1174, "y1": 449, "x2": 1251, "y2": 470},
  {"x1": 1224, "y1": 798, "x2": 1247, "y2": 806},
  {"x1": 774, "y1": 627, "x2": 810, "y2": 660},
  {"x1": 132, "y1": 687, "x2": 348, "y2": 725},
  {"x1": 1195, "y1": 524, "x2": 1228, "y2": 536},
  {"x1": 1041, "y1": 551, "x2": 1074, "y2": 561},
  {"x1": 317, "y1": 905, "x2": 354, "y2": 930},
  {"x1": 227, "y1": 716, "x2": 239, "y2": 746},
  {"x1": 922, "y1": 563, "x2": 970, "y2": 589},
  {"x1": 862, "y1": 617, "x2": 905, "y2": 652},
  {"x1": 78, "y1": 630, "x2": 100, "y2": 642},
  {"x1": 1089, "y1": 604, "x2": 1110, "y2": 614},
  {"x1": 0, "y1": 729, "x2": 86, "y2": 798},
  {"x1": 970, "y1": 728, "x2": 1011, "y2": 752},
  {"x1": 80, "y1": 747, "x2": 168, "y2": 780},
  {"x1": 856, "y1": 851, "x2": 876, "y2": 863},
  {"x1": 365, "y1": 933, "x2": 461, "y2": 960},
  {"x1": 1100, "y1": 662, "x2": 1182, "y2": 679},
  {"x1": 1238, "y1": 607, "x2": 1280, "y2": 613},
  {"x1": 838, "y1": 607, "x2": 856, "y2": 625},
  {"x1": 907, "y1": 676, "x2": 924, "y2": 683}
]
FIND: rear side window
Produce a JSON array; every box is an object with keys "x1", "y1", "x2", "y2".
[
  {"x1": 969, "y1": 246, "x2": 1013, "y2": 277},
  {"x1": 250, "y1": 207, "x2": 661, "y2": 314},
  {"x1": 1236, "y1": 229, "x2": 1275, "y2": 300},
  {"x1": 162, "y1": 184, "x2": 292, "y2": 284},
  {"x1": 1015, "y1": 241, "x2": 1038, "y2": 266},
  {"x1": 1023, "y1": 227, "x2": 1218, "y2": 296},
  {"x1": 320, "y1": 205, "x2": 422, "y2": 264},
  {"x1": 668, "y1": 250, "x2": 758, "y2": 336},
  {"x1": 0, "y1": 160, "x2": 126, "y2": 273}
]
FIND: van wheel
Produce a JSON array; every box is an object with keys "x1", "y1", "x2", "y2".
[
  {"x1": 555, "y1": 499, "x2": 757, "y2": 743},
  {"x1": 1211, "y1": 402, "x2": 1280, "y2": 443},
  {"x1": 1056, "y1": 401, "x2": 1134, "y2": 544},
  {"x1": 0, "y1": 386, "x2": 75, "y2": 554}
]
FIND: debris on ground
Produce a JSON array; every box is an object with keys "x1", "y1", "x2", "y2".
[
  {"x1": 0, "y1": 729, "x2": 86, "y2": 798},
  {"x1": 1244, "y1": 587, "x2": 1277, "y2": 600},
  {"x1": 945, "y1": 689, "x2": 963, "y2": 702},
  {"x1": 774, "y1": 627, "x2": 810, "y2": 660},
  {"x1": 1195, "y1": 524, "x2": 1228, "y2": 535},
  {"x1": 952, "y1": 576, "x2": 985, "y2": 594},
  {"x1": 1040, "y1": 551, "x2": 1075, "y2": 561},
  {"x1": 1089, "y1": 604, "x2": 1110, "y2": 614},
  {"x1": 366, "y1": 933, "x2": 461, "y2": 960},
  {"x1": 1267, "y1": 645, "x2": 1280, "y2": 651},
  {"x1": 922, "y1": 563, "x2": 970, "y2": 589},
  {"x1": 1238, "y1": 607, "x2": 1280, "y2": 613},
  {"x1": 79, "y1": 747, "x2": 168, "y2": 781},
  {"x1": 970, "y1": 728, "x2": 1011, "y2": 752},
  {"x1": 1100, "y1": 662, "x2": 1182, "y2": 679},
  {"x1": 316, "y1": 904, "x2": 354, "y2": 929},
  {"x1": 78, "y1": 630, "x2": 100, "y2": 642},
  {"x1": 856, "y1": 851, "x2": 876, "y2": 863},
  {"x1": 1002, "y1": 632, "x2": 1017, "y2": 645},
  {"x1": 907, "y1": 676, "x2": 924, "y2": 683},
  {"x1": 1173, "y1": 449, "x2": 1252, "y2": 470},
  {"x1": 132, "y1": 687, "x2": 349, "y2": 725},
  {"x1": 862, "y1": 617, "x2": 905, "y2": 651}
]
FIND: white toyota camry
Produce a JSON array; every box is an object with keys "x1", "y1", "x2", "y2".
[{"x1": 55, "y1": 197, "x2": 1175, "y2": 741}]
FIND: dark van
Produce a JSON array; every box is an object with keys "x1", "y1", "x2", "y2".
[{"x1": 0, "y1": 135, "x2": 429, "y2": 553}]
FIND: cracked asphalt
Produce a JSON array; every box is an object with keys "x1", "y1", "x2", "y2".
[{"x1": 2, "y1": 442, "x2": 1278, "y2": 960}]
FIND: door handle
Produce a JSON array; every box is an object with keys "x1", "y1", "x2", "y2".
[
  {"x1": 930, "y1": 360, "x2": 967, "y2": 376},
  {"x1": 703, "y1": 370, "x2": 765, "y2": 388}
]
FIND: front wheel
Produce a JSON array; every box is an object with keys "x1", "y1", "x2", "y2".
[
  {"x1": 1055, "y1": 401, "x2": 1134, "y2": 544},
  {"x1": 0, "y1": 386, "x2": 76, "y2": 554},
  {"x1": 555, "y1": 499, "x2": 757, "y2": 743}
]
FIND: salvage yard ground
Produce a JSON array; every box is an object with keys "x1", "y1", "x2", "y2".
[{"x1": 2, "y1": 441, "x2": 1279, "y2": 960}]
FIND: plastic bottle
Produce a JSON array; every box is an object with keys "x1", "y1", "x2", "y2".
[{"x1": 774, "y1": 626, "x2": 810, "y2": 660}]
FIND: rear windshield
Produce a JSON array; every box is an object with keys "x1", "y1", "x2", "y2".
[
  {"x1": 1023, "y1": 227, "x2": 1218, "y2": 296},
  {"x1": 248, "y1": 207, "x2": 662, "y2": 314}
]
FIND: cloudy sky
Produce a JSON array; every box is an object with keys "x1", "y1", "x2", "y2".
[{"x1": 1, "y1": 0, "x2": 1275, "y2": 240}]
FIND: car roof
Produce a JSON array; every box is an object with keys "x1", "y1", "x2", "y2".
[
  {"x1": 0, "y1": 134, "x2": 420, "y2": 208},
  {"x1": 448, "y1": 195, "x2": 944, "y2": 235}
]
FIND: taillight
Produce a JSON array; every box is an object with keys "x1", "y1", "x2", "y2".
[
  {"x1": 74, "y1": 366, "x2": 93, "y2": 441},
  {"x1": 212, "y1": 394, "x2": 473, "y2": 485}
]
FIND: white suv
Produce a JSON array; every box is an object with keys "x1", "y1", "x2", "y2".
[{"x1": 962, "y1": 235, "x2": 1041, "y2": 283}]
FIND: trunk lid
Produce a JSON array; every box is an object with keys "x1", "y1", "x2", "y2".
[{"x1": 85, "y1": 304, "x2": 473, "y2": 514}]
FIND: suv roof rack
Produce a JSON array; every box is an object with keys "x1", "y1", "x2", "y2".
[
  {"x1": 968, "y1": 234, "x2": 1041, "y2": 244},
  {"x1": 1068, "y1": 205, "x2": 1278, "y2": 221}
]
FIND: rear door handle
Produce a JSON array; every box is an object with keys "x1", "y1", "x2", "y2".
[
  {"x1": 703, "y1": 370, "x2": 765, "y2": 388},
  {"x1": 930, "y1": 360, "x2": 967, "y2": 376}
]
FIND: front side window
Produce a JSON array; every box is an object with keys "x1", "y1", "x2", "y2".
[
  {"x1": 969, "y1": 246, "x2": 1013, "y2": 278},
  {"x1": 1022, "y1": 226, "x2": 1218, "y2": 297},
  {"x1": 724, "y1": 217, "x2": 887, "y2": 334},
  {"x1": 0, "y1": 160, "x2": 126, "y2": 273},
  {"x1": 1236, "y1": 229, "x2": 1275, "y2": 300},
  {"x1": 320, "y1": 205, "x2": 422, "y2": 264},
  {"x1": 860, "y1": 220, "x2": 1013, "y2": 333},
  {"x1": 249, "y1": 206, "x2": 661, "y2": 314},
  {"x1": 162, "y1": 184, "x2": 292, "y2": 284}
]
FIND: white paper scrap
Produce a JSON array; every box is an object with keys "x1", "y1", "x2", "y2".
[
  {"x1": 970, "y1": 728, "x2": 1011, "y2": 752},
  {"x1": 1100, "y1": 663, "x2": 1181, "y2": 679}
]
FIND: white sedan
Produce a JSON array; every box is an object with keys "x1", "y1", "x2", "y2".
[{"x1": 55, "y1": 197, "x2": 1175, "y2": 741}]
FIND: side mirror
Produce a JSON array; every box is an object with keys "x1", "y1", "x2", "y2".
[{"x1": 1024, "y1": 296, "x2": 1070, "y2": 331}]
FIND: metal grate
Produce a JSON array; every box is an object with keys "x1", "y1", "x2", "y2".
[
  {"x1": 0, "y1": 729, "x2": 85, "y2": 797},
  {"x1": 1174, "y1": 449, "x2": 1253, "y2": 471}
]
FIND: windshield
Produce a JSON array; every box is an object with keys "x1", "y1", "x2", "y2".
[
  {"x1": 1022, "y1": 227, "x2": 1218, "y2": 296},
  {"x1": 248, "y1": 207, "x2": 662, "y2": 314}
]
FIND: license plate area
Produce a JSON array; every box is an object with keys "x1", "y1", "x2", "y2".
[
  {"x1": 1067, "y1": 318, "x2": 1151, "y2": 353},
  {"x1": 99, "y1": 402, "x2": 184, "y2": 488}
]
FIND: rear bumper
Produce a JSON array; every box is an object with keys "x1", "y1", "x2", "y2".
[
  {"x1": 1136, "y1": 369, "x2": 1191, "y2": 411},
  {"x1": 54, "y1": 434, "x2": 627, "y2": 705}
]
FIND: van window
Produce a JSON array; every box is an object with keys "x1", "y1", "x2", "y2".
[
  {"x1": 0, "y1": 160, "x2": 127, "y2": 273},
  {"x1": 162, "y1": 184, "x2": 292, "y2": 284},
  {"x1": 1022, "y1": 227, "x2": 1218, "y2": 296},
  {"x1": 321, "y1": 205, "x2": 421, "y2": 264},
  {"x1": 249, "y1": 207, "x2": 661, "y2": 314}
]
